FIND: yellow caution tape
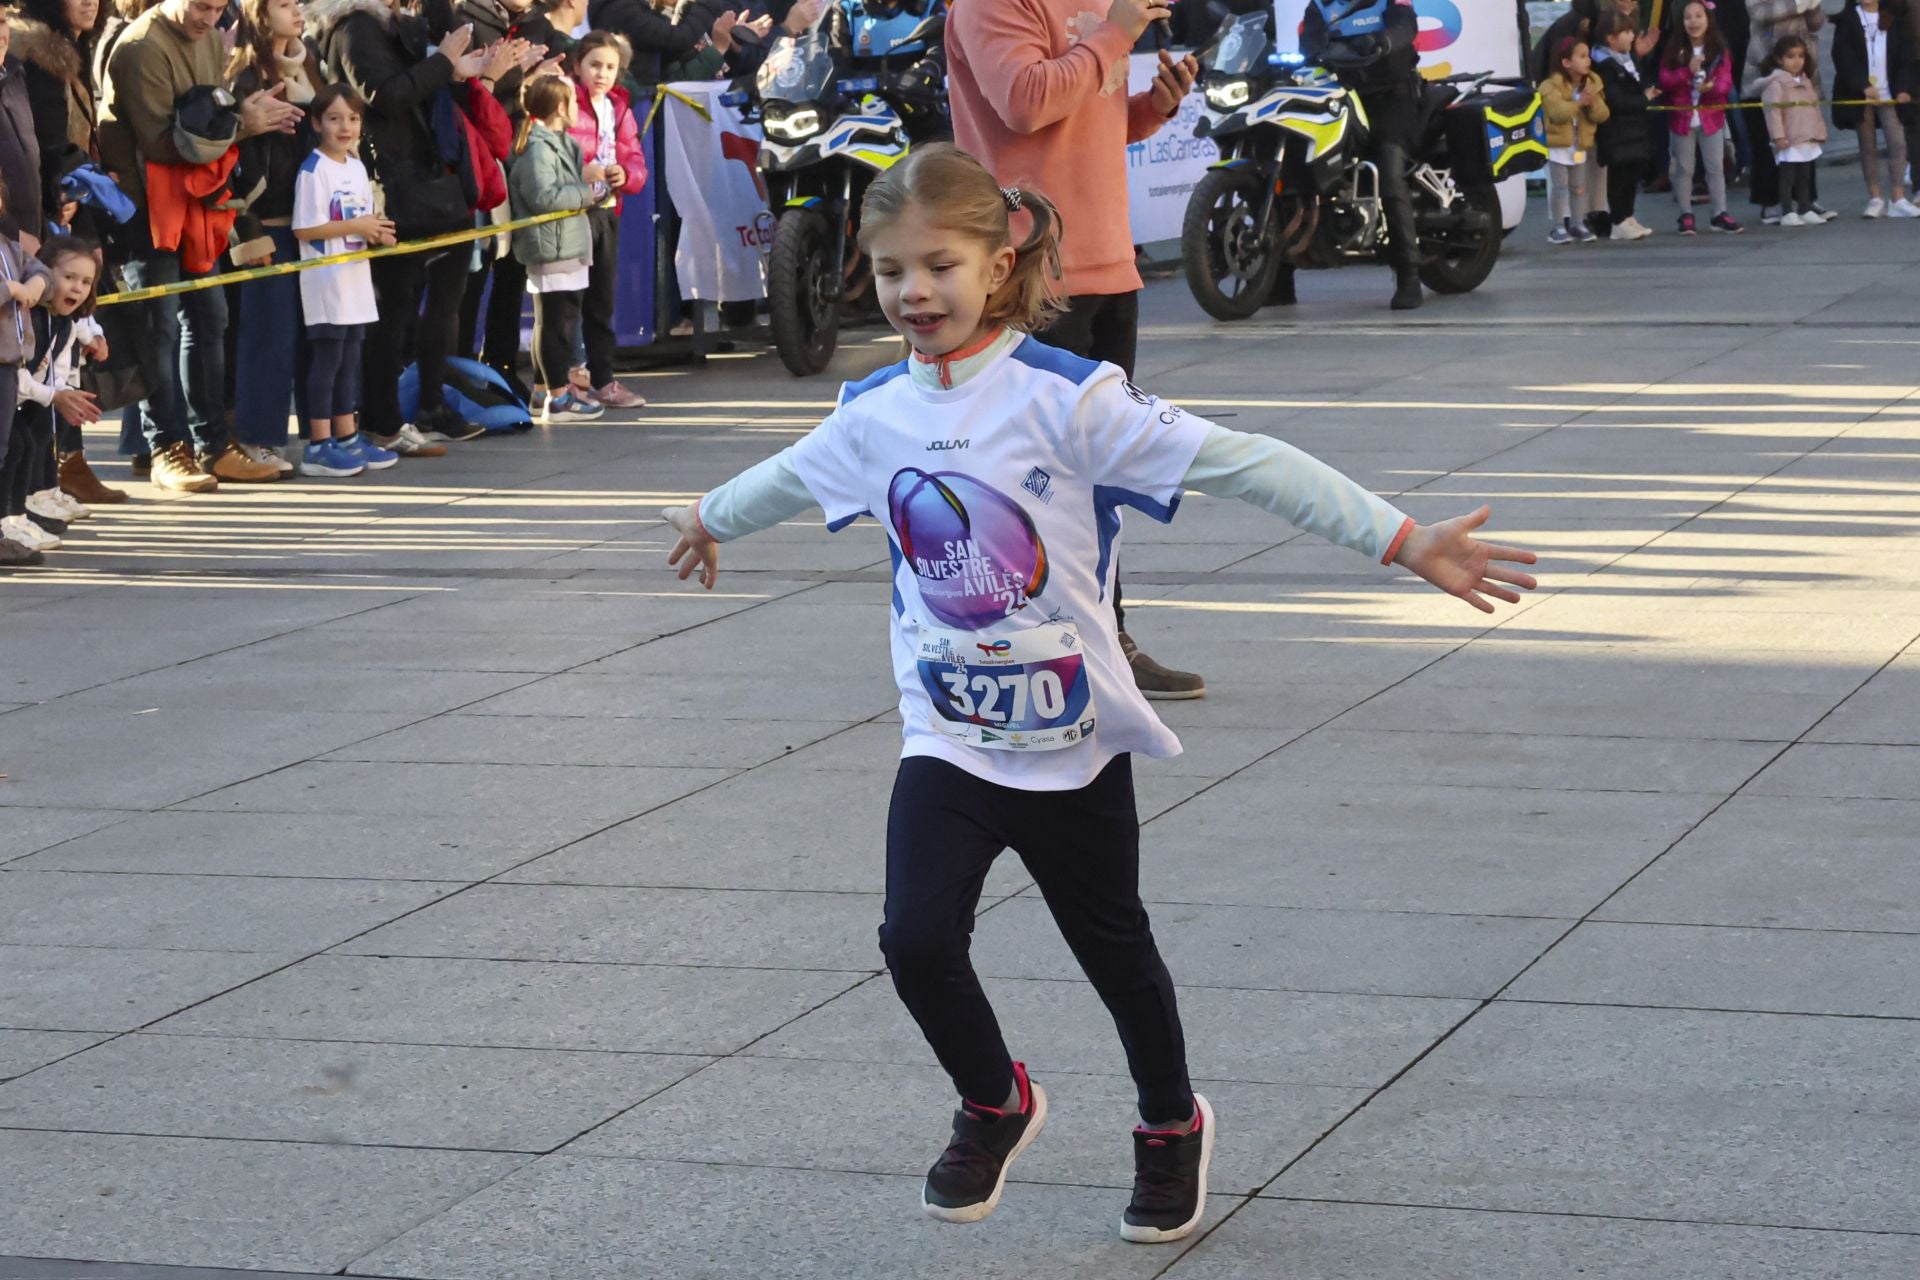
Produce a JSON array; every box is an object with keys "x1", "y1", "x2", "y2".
[
  {"x1": 95, "y1": 208, "x2": 578, "y2": 308},
  {"x1": 641, "y1": 83, "x2": 714, "y2": 137},
  {"x1": 1648, "y1": 97, "x2": 1910, "y2": 111}
]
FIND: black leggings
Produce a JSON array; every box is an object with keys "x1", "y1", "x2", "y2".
[
  {"x1": 4, "y1": 402, "x2": 52, "y2": 516},
  {"x1": 531, "y1": 289, "x2": 584, "y2": 391},
  {"x1": 1608, "y1": 160, "x2": 1643, "y2": 226},
  {"x1": 364, "y1": 244, "x2": 467, "y2": 434},
  {"x1": 1780, "y1": 160, "x2": 1815, "y2": 214},
  {"x1": 583, "y1": 207, "x2": 621, "y2": 388},
  {"x1": 305, "y1": 327, "x2": 366, "y2": 423},
  {"x1": 879, "y1": 754, "x2": 1192, "y2": 1124}
]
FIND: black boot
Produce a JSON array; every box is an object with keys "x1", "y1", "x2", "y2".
[
  {"x1": 1391, "y1": 269, "x2": 1424, "y2": 311},
  {"x1": 1264, "y1": 265, "x2": 1298, "y2": 307}
]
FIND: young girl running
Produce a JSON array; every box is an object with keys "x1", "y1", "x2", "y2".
[
  {"x1": 1759, "y1": 35, "x2": 1830, "y2": 226},
  {"x1": 293, "y1": 86, "x2": 399, "y2": 478},
  {"x1": 510, "y1": 73, "x2": 606, "y2": 426},
  {"x1": 1658, "y1": 0, "x2": 1742, "y2": 235},
  {"x1": 566, "y1": 32, "x2": 648, "y2": 409},
  {"x1": 660, "y1": 145, "x2": 1540, "y2": 1243},
  {"x1": 1542, "y1": 37, "x2": 1612, "y2": 243}
]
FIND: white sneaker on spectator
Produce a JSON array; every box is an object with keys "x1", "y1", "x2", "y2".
[
  {"x1": 1864, "y1": 198, "x2": 1887, "y2": 218},
  {"x1": 1780, "y1": 211, "x2": 1805, "y2": 227},
  {"x1": 1801, "y1": 209, "x2": 1830, "y2": 225},
  {"x1": 235, "y1": 442, "x2": 294, "y2": 476},
  {"x1": 34, "y1": 487, "x2": 89, "y2": 520},
  {"x1": 2, "y1": 514, "x2": 58, "y2": 551},
  {"x1": 25, "y1": 490, "x2": 74, "y2": 524},
  {"x1": 1890, "y1": 197, "x2": 1920, "y2": 218}
]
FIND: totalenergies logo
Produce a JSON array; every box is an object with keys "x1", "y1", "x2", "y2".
[{"x1": 1413, "y1": 0, "x2": 1463, "y2": 53}]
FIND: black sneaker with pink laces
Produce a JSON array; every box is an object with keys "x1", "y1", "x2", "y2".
[
  {"x1": 921, "y1": 1062, "x2": 1049, "y2": 1224},
  {"x1": 1121, "y1": 1093, "x2": 1215, "y2": 1243}
]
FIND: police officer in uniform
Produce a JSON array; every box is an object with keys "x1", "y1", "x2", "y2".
[{"x1": 1300, "y1": 0, "x2": 1426, "y2": 310}]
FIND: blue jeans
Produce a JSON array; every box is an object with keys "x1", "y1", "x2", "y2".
[
  {"x1": 232, "y1": 226, "x2": 308, "y2": 446},
  {"x1": 121, "y1": 236, "x2": 228, "y2": 455}
]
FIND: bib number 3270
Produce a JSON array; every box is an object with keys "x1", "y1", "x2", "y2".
[{"x1": 915, "y1": 623, "x2": 1096, "y2": 752}]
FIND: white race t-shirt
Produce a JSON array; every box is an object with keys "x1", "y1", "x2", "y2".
[
  {"x1": 292, "y1": 150, "x2": 379, "y2": 326},
  {"x1": 1863, "y1": 10, "x2": 1888, "y2": 91},
  {"x1": 787, "y1": 336, "x2": 1211, "y2": 791}
]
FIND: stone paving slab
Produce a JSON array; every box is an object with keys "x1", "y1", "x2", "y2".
[
  {"x1": 456, "y1": 670, "x2": 900, "y2": 722},
  {"x1": 1598, "y1": 795, "x2": 1920, "y2": 933},
  {"x1": 335, "y1": 884, "x2": 886, "y2": 972},
  {"x1": 0, "y1": 947, "x2": 298, "y2": 1033},
  {"x1": 0, "y1": 1259, "x2": 337, "y2": 1280},
  {"x1": 0, "y1": 1130, "x2": 526, "y2": 1275},
  {"x1": 0, "y1": 872, "x2": 450, "y2": 953},
  {"x1": 150, "y1": 954, "x2": 865, "y2": 1057},
  {"x1": 975, "y1": 897, "x2": 1564, "y2": 999},
  {"x1": 56, "y1": 665, "x2": 536, "y2": 716},
  {"x1": 570, "y1": 1055, "x2": 1362, "y2": 1193},
  {"x1": 1169, "y1": 1200, "x2": 1920, "y2": 1279},
  {"x1": 351, "y1": 1155, "x2": 1214, "y2": 1280},
  {"x1": 1507, "y1": 921, "x2": 1920, "y2": 1018},
  {"x1": 745, "y1": 974, "x2": 1472, "y2": 1090},
  {"x1": 1136, "y1": 780, "x2": 1719, "y2": 916},
  {"x1": 0, "y1": 1032, "x2": 109, "y2": 1084},
  {"x1": 1743, "y1": 742, "x2": 1920, "y2": 800},
  {"x1": 0, "y1": 1034, "x2": 703, "y2": 1152},
  {"x1": 5, "y1": 810, "x2": 620, "y2": 881},
  {"x1": 323, "y1": 713, "x2": 857, "y2": 770},
  {"x1": 0, "y1": 810, "x2": 129, "y2": 867}
]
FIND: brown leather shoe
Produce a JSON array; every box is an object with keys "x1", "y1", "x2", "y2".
[
  {"x1": 202, "y1": 442, "x2": 282, "y2": 484},
  {"x1": 151, "y1": 442, "x2": 217, "y2": 493},
  {"x1": 1120, "y1": 632, "x2": 1206, "y2": 701},
  {"x1": 59, "y1": 451, "x2": 129, "y2": 505}
]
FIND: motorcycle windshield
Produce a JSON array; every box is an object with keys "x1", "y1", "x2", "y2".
[
  {"x1": 757, "y1": 33, "x2": 837, "y2": 104},
  {"x1": 1205, "y1": 13, "x2": 1271, "y2": 77}
]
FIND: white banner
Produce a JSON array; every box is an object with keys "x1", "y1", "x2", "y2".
[
  {"x1": 662, "y1": 81, "x2": 773, "y2": 302},
  {"x1": 1126, "y1": 54, "x2": 1220, "y2": 244}
]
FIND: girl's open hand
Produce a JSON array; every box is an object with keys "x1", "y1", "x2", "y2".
[
  {"x1": 663, "y1": 504, "x2": 719, "y2": 589},
  {"x1": 1393, "y1": 506, "x2": 1538, "y2": 613}
]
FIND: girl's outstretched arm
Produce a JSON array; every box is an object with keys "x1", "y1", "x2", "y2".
[{"x1": 662, "y1": 448, "x2": 818, "y2": 589}]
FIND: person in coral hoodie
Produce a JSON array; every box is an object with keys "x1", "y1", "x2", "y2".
[{"x1": 948, "y1": 0, "x2": 1206, "y2": 701}]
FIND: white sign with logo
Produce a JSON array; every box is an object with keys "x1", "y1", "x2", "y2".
[
  {"x1": 1269, "y1": 0, "x2": 1529, "y2": 226},
  {"x1": 1126, "y1": 54, "x2": 1220, "y2": 244},
  {"x1": 661, "y1": 81, "x2": 773, "y2": 302}
]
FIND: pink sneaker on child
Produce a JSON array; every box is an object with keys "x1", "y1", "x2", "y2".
[{"x1": 595, "y1": 380, "x2": 647, "y2": 409}]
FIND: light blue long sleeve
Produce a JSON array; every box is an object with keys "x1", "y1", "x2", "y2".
[
  {"x1": 696, "y1": 425, "x2": 1413, "y2": 564},
  {"x1": 1182, "y1": 424, "x2": 1412, "y2": 563},
  {"x1": 696, "y1": 448, "x2": 816, "y2": 542}
]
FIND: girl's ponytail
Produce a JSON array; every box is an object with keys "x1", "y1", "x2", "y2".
[
  {"x1": 517, "y1": 74, "x2": 573, "y2": 155},
  {"x1": 985, "y1": 185, "x2": 1066, "y2": 333}
]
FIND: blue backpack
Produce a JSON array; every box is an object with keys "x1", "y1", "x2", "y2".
[{"x1": 398, "y1": 357, "x2": 533, "y2": 433}]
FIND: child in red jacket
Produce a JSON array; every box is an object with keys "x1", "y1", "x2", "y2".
[{"x1": 567, "y1": 31, "x2": 649, "y2": 409}]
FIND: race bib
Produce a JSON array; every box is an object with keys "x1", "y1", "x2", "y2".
[{"x1": 914, "y1": 622, "x2": 1096, "y2": 752}]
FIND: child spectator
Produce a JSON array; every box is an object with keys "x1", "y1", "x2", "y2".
[
  {"x1": 1542, "y1": 37, "x2": 1612, "y2": 243},
  {"x1": 1659, "y1": 0, "x2": 1742, "y2": 235},
  {"x1": 1594, "y1": 10, "x2": 1657, "y2": 238},
  {"x1": 292, "y1": 85, "x2": 400, "y2": 478},
  {"x1": 509, "y1": 72, "x2": 605, "y2": 424},
  {"x1": 567, "y1": 31, "x2": 648, "y2": 408},
  {"x1": 1759, "y1": 34, "x2": 1830, "y2": 224},
  {"x1": 3, "y1": 240, "x2": 94, "y2": 558},
  {"x1": 0, "y1": 176, "x2": 50, "y2": 567},
  {"x1": 1832, "y1": 0, "x2": 1920, "y2": 217}
]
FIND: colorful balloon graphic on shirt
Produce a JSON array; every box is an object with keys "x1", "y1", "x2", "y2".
[{"x1": 887, "y1": 468, "x2": 1050, "y2": 631}]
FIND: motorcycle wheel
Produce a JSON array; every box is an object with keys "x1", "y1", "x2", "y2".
[
  {"x1": 769, "y1": 208, "x2": 841, "y2": 377},
  {"x1": 1418, "y1": 184, "x2": 1502, "y2": 295},
  {"x1": 1182, "y1": 167, "x2": 1282, "y2": 322}
]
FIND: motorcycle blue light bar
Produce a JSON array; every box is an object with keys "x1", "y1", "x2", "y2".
[
  {"x1": 836, "y1": 76, "x2": 880, "y2": 92},
  {"x1": 1269, "y1": 51, "x2": 1306, "y2": 65},
  {"x1": 719, "y1": 90, "x2": 750, "y2": 107}
]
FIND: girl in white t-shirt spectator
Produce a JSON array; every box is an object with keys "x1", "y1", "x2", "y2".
[{"x1": 293, "y1": 86, "x2": 401, "y2": 478}]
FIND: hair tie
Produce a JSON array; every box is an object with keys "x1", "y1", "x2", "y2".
[{"x1": 1001, "y1": 186, "x2": 1023, "y2": 213}]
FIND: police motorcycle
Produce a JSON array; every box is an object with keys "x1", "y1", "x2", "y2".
[
  {"x1": 1180, "y1": 6, "x2": 1546, "y2": 320},
  {"x1": 727, "y1": 0, "x2": 949, "y2": 376}
]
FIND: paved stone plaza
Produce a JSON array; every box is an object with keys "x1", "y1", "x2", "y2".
[{"x1": 3, "y1": 183, "x2": 1919, "y2": 1279}]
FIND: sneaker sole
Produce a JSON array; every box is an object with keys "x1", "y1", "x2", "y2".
[
  {"x1": 155, "y1": 476, "x2": 218, "y2": 493},
  {"x1": 1120, "y1": 1093, "x2": 1215, "y2": 1245},
  {"x1": 358, "y1": 457, "x2": 401, "y2": 471},
  {"x1": 298, "y1": 464, "x2": 365, "y2": 477},
  {"x1": 921, "y1": 1083, "x2": 1049, "y2": 1225},
  {"x1": 1139, "y1": 685, "x2": 1206, "y2": 701}
]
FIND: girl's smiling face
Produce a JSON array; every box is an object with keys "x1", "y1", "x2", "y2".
[
  {"x1": 66, "y1": 0, "x2": 101, "y2": 33},
  {"x1": 47, "y1": 254, "x2": 98, "y2": 316},
  {"x1": 866, "y1": 199, "x2": 1015, "y2": 358},
  {"x1": 1683, "y1": 2, "x2": 1708, "y2": 41},
  {"x1": 318, "y1": 96, "x2": 362, "y2": 153},
  {"x1": 579, "y1": 46, "x2": 621, "y2": 99}
]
